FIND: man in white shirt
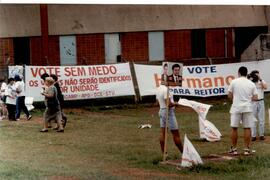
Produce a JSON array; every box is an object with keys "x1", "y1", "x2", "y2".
[
  {"x1": 248, "y1": 70, "x2": 268, "y2": 141},
  {"x1": 5, "y1": 78, "x2": 17, "y2": 121},
  {"x1": 156, "y1": 81, "x2": 183, "y2": 158},
  {"x1": 14, "y1": 75, "x2": 32, "y2": 121},
  {"x1": 228, "y1": 66, "x2": 258, "y2": 155}
]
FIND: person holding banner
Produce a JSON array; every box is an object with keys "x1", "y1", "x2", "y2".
[
  {"x1": 167, "y1": 64, "x2": 182, "y2": 86},
  {"x1": 156, "y1": 81, "x2": 183, "y2": 157},
  {"x1": 228, "y1": 66, "x2": 258, "y2": 155},
  {"x1": 248, "y1": 70, "x2": 268, "y2": 141}
]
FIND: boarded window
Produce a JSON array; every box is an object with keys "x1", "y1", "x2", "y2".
[
  {"x1": 60, "y1": 36, "x2": 77, "y2": 65},
  {"x1": 148, "y1": 32, "x2": 164, "y2": 61},
  {"x1": 191, "y1": 29, "x2": 206, "y2": 58},
  {"x1": 105, "y1": 34, "x2": 121, "y2": 64}
]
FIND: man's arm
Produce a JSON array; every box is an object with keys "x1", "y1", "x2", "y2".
[
  {"x1": 252, "y1": 94, "x2": 258, "y2": 101},
  {"x1": 260, "y1": 80, "x2": 267, "y2": 90},
  {"x1": 228, "y1": 91, "x2": 233, "y2": 100}
]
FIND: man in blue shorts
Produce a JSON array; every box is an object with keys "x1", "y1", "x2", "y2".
[{"x1": 156, "y1": 81, "x2": 183, "y2": 157}]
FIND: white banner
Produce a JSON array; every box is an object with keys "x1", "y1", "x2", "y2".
[
  {"x1": 178, "y1": 98, "x2": 222, "y2": 141},
  {"x1": 24, "y1": 63, "x2": 135, "y2": 101},
  {"x1": 181, "y1": 134, "x2": 203, "y2": 167},
  {"x1": 134, "y1": 59, "x2": 270, "y2": 97}
]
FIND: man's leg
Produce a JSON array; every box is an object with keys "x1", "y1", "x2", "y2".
[
  {"x1": 159, "y1": 128, "x2": 165, "y2": 153},
  {"x1": 258, "y1": 101, "x2": 265, "y2": 138},
  {"x1": 251, "y1": 103, "x2": 258, "y2": 139},
  {"x1": 15, "y1": 97, "x2": 21, "y2": 119},
  {"x1": 244, "y1": 128, "x2": 251, "y2": 149},
  {"x1": 171, "y1": 130, "x2": 183, "y2": 153},
  {"x1": 20, "y1": 96, "x2": 30, "y2": 118},
  {"x1": 231, "y1": 127, "x2": 238, "y2": 148}
]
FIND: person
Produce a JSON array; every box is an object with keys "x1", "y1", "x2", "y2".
[
  {"x1": 161, "y1": 63, "x2": 168, "y2": 82},
  {"x1": 248, "y1": 70, "x2": 268, "y2": 141},
  {"x1": 0, "y1": 78, "x2": 8, "y2": 120},
  {"x1": 228, "y1": 66, "x2": 258, "y2": 155},
  {"x1": 156, "y1": 81, "x2": 183, "y2": 158},
  {"x1": 50, "y1": 74, "x2": 67, "y2": 128},
  {"x1": 14, "y1": 74, "x2": 32, "y2": 121},
  {"x1": 40, "y1": 72, "x2": 49, "y2": 82},
  {"x1": 5, "y1": 78, "x2": 16, "y2": 121},
  {"x1": 40, "y1": 77, "x2": 64, "y2": 132},
  {"x1": 167, "y1": 64, "x2": 182, "y2": 86}
]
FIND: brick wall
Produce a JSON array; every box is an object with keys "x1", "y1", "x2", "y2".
[
  {"x1": 206, "y1": 29, "x2": 225, "y2": 57},
  {"x1": 226, "y1": 28, "x2": 234, "y2": 58},
  {"x1": 164, "y1": 30, "x2": 192, "y2": 61},
  {"x1": 30, "y1": 37, "x2": 42, "y2": 65},
  {"x1": 76, "y1": 34, "x2": 105, "y2": 65},
  {"x1": 121, "y1": 32, "x2": 149, "y2": 62},
  {"x1": 48, "y1": 36, "x2": 60, "y2": 65},
  {"x1": 0, "y1": 38, "x2": 14, "y2": 65},
  {"x1": 30, "y1": 36, "x2": 60, "y2": 65}
]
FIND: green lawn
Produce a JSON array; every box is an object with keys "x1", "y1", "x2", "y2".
[{"x1": 1, "y1": 95, "x2": 270, "y2": 180}]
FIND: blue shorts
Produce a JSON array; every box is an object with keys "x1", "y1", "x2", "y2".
[{"x1": 159, "y1": 108, "x2": 179, "y2": 130}]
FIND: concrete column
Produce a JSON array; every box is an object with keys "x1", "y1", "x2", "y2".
[
  {"x1": 265, "y1": 6, "x2": 270, "y2": 33},
  {"x1": 40, "y1": 4, "x2": 49, "y2": 65}
]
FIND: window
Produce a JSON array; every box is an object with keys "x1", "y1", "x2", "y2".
[
  {"x1": 191, "y1": 29, "x2": 206, "y2": 58},
  {"x1": 148, "y1": 32, "x2": 164, "y2": 61},
  {"x1": 105, "y1": 33, "x2": 121, "y2": 64},
  {"x1": 59, "y1": 36, "x2": 77, "y2": 65}
]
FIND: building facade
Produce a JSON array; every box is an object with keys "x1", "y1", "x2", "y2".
[{"x1": 0, "y1": 5, "x2": 269, "y2": 67}]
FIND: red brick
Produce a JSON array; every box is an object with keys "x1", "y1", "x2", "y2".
[
  {"x1": 121, "y1": 32, "x2": 149, "y2": 62},
  {"x1": 48, "y1": 36, "x2": 60, "y2": 65},
  {"x1": 206, "y1": 29, "x2": 225, "y2": 57},
  {"x1": 76, "y1": 34, "x2": 105, "y2": 65},
  {"x1": 164, "y1": 30, "x2": 192, "y2": 61},
  {"x1": 0, "y1": 38, "x2": 14, "y2": 65},
  {"x1": 30, "y1": 36, "x2": 42, "y2": 65},
  {"x1": 226, "y1": 28, "x2": 233, "y2": 58}
]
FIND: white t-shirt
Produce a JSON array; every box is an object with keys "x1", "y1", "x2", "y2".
[
  {"x1": 156, "y1": 85, "x2": 174, "y2": 109},
  {"x1": 254, "y1": 80, "x2": 266, "y2": 99},
  {"x1": 15, "y1": 81, "x2": 25, "y2": 97},
  {"x1": 5, "y1": 84, "x2": 16, "y2": 105},
  {"x1": 228, "y1": 77, "x2": 258, "y2": 113},
  {"x1": 0, "y1": 82, "x2": 7, "y2": 96}
]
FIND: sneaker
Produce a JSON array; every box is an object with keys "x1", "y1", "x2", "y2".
[
  {"x1": 228, "y1": 146, "x2": 238, "y2": 155},
  {"x1": 244, "y1": 148, "x2": 251, "y2": 155},
  {"x1": 252, "y1": 137, "x2": 256, "y2": 141},
  {"x1": 27, "y1": 115, "x2": 32, "y2": 120},
  {"x1": 56, "y1": 129, "x2": 64, "y2": 132},
  {"x1": 259, "y1": 136, "x2": 265, "y2": 140},
  {"x1": 16, "y1": 119, "x2": 20, "y2": 121},
  {"x1": 52, "y1": 127, "x2": 59, "y2": 130},
  {"x1": 40, "y1": 129, "x2": 48, "y2": 132}
]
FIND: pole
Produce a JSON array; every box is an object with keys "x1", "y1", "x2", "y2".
[{"x1": 162, "y1": 85, "x2": 169, "y2": 162}]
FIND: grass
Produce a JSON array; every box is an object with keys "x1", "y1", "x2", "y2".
[{"x1": 1, "y1": 94, "x2": 270, "y2": 179}]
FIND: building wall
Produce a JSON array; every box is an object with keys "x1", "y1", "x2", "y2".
[
  {"x1": 76, "y1": 34, "x2": 105, "y2": 65},
  {"x1": 164, "y1": 30, "x2": 192, "y2": 61},
  {"x1": 0, "y1": 5, "x2": 41, "y2": 38},
  {"x1": 0, "y1": 38, "x2": 14, "y2": 65},
  {"x1": 7, "y1": 27, "x2": 237, "y2": 66},
  {"x1": 1, "y1": 5, "x2": 267, "y2": 38},
  {"x1": 121, "y1": 32, "x2": 149, "y2": 62},
  {"x1": 47, "y1": 5, "x2": 267, "y2": 36}
]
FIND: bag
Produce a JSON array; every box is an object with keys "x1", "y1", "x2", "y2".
[
  {"x1": 1, "y1": 95, "x2": 7, "y2": 103},
  {"x1": 47, "y1": 98, "x2": 59, "y2": 108},
  {"x1": 47, "y1": 87, "x2": 59, "y2": 109}
]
